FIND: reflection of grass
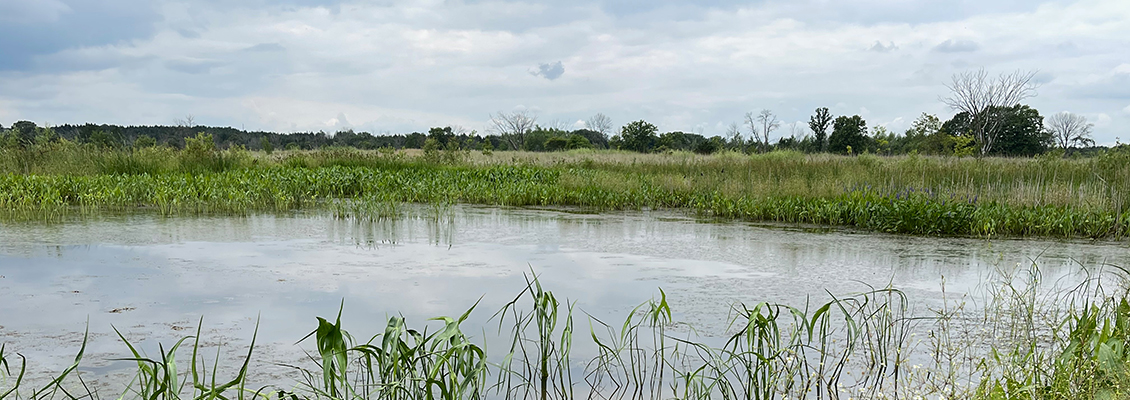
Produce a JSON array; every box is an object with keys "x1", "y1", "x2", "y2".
[
  {"x1": 4, "y1": 265, "x2": 1130, "y2": 399},
  {"x1": 4, "y1": 146, "x2": 1130, "y2": 238}
]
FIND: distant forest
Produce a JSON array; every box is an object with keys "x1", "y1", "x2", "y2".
[{"x1": 0, "y1": 104, "x2": 1114, "y2": 157}]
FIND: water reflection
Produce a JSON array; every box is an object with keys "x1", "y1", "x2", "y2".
[{"x1": 0, "y1": 205, "x2": 1127, "y2": 390}]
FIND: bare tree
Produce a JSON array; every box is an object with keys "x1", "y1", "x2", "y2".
[
  {"x1": 743, "y1": 112, "x2": 756, "y2": 144},
  {"x1": 546, "y1": 118, "x2": 571, "y2": 131},
  {"x1": 1046, "y1": 112, "x2": 1095, "y2": 149},
  {"x1": 790, "y1": 121, "x2": 808, "y2": 139},
  {"x1": 490, "y1": 110, "x2": 538, "y2": 150},
  {"x1": 755, "y1": 109, "x2": 780, "y2": 147},
  {"x1": 174, "y1": 114, "x2": 196, "y2": 127},
  {"x1": 942, "y1": 68, "x2": 1039, "y2": 155},
  {"x1": 726, "y1": 121, "x2": 743, "y2": 145},
  {"x1": 586, "y1": 113, "x2": 613, "y2": 137}
]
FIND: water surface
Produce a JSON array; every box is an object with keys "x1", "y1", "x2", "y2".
[{"x1": 1, "y1": 206, "x2": 1125, "y2": 391}]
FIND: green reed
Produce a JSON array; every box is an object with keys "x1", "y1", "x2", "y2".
[
  {"x1": 3, "y1": 145, "x2": 1130, "y2": 239},
  {"x1": 4, "y1": 262, "x2": 1130, "y2": 400}
]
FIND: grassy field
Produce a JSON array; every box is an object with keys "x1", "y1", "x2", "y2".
[
  {"x1": 2, "y1": 264, "x2": 1129, "y2": 400},
  {"x1": 2, "y1": 142, "x2": 1129, "y2": 238}
]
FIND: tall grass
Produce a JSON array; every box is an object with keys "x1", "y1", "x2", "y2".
[
  {"x1": 4, "y1": 263, "x2": 1130, "y2": 400},
  {"x1": 3, "y1": 145, "x2": 1130, "y2": 239}
]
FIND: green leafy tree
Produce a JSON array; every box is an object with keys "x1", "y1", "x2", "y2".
[
  {"x1": 89, "y1": 130, "x2": 120, "y2": 149},
  {"x1": 545, "y1": 136, "x2": 568, "y2": 151},
  {"x1": 693, "y1": 136, "x2": 724, "y2": 154},
  {"x1": 260, "y1": 137, "x2": 274, "y2": 154},
  {"x1": 404, "y1": 132, "x2": 426, "y2": 149},
  {"x1": 565, "y1": 134, "x2": 593, "y2": 150},
  {"x1": 184, "y1": 132, "x2": 216, "y2": 158},
  {"x1": 619, "y1": 120, "x2": 658, "y2": 153},
  {"x1": 943, "y1": 105, "x2": 1049, "y2": 157},
  {"x1": 10, "y1": 121, "x2": 38, "y2": 149},
  {"x1": 570, "y1": 129, "x2": 608, "y2": 149},
  {"x1": 808, "y1": 107, "x2": 833, "y2": 152},
  {"x1": 134, "y1": 135, "x2": 157, "y2": 148},
  {"x1": 428, "y1": 127, "x2": 454, "y2": 146},
  {"x1": 828, "y1": 115, "x2": 868, "y2": 155},
  {"x1": 422, "y1": 137, "x2": 440, "y2": 162},
  {"x1": 658, "y1": 131, "x2": 690, "y2": 151}
]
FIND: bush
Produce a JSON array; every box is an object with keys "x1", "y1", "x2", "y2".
[
  {"x1": 545, "y1": 137, "x2": 568, "y2": 151},
  {"x1": 422, "y1": 137, "x2": 441, "y2": 163},
  {"x1": 566, "y1": 134, "x2": 594, "y2": 150},
  {"x1": 133, "y1": 135, "x2": 157, "y2": 149},
  {"x1": 694, "y1": 138, "x2": 721, "y2": 154}
]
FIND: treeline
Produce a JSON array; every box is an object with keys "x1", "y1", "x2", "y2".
[
  {"x1": 0, "y1": 103, "x2": 1111, "y2": 157},
  {"x1": 0, "y1": 121, "x2": 610, "y2": 153}
]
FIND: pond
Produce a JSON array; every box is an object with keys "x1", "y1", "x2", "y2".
[{"x1": 0, "y1": 205, "x2": 1126, "y2": 394}]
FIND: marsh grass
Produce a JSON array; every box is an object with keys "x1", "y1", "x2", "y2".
[{"x1": 3, "y1": 146, "x2": 1130, "y2": 238}]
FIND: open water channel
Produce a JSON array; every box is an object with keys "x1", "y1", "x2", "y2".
[{"x1": 1, "y1": 205, "x2": 1127, "y2": 394}]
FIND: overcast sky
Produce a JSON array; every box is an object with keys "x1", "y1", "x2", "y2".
[{"x1": 1, "y1": 0, "x2": 1128, "y2": 143}]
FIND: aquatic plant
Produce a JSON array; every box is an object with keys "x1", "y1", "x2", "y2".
[
  {"x1": 2, "y1": 146, "x2": 1130, "y2": 239},
  {"x1": 4, "y1": 262, "x2": 1129, "y2": 400}
]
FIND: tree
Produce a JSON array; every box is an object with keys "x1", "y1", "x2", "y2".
[
  {"x1": 260, "y1": 137, "x2": 274, "y2": 154},
  {"x1": 658, "y1": 131, "x2": 690, "y2": 151},
  {"x1": 428, "y1": 126, "x2": 455, "y2": 146},
  {"x1": 808, "y1": 107, "x2": 833, "y2": 152},
  {"x1": 489, "y1": 110, "x2": 537, "y2": 150},
  {"x1": 565, "y1": 134, "x2": 594, "y2": 150},
  {"x1": 746, "y1": 109, "x2": 780, "y2": 148},
  {"x1": 993, "y1": 105, "x2": 1051, "y2": 156},
  {"x1": 942, "y1": 69, "x2": 1039, "y2": 155},
  {"x1": 619, "y1": 120, "x2": 658, "y2": 153},
  {"x1": 89, "y1": 129, "x2": 120, "y2": 148},
  {"x1": 1046, "y1": 112, "x2": 1095, "y2": 149},
  {"x1": 743, "y1": 112, "x2": 756, "y2": 144},
  {"x1": 570, "y1": 129, "x2": 608, "y2": 149},
  {"x1": 694, "y1": 136, "x2": 724, "y2": 154},
  {"x1": 942, "y1": 105, "x2": 1050, "y2": 157},
  {"x1": 545, "y1": 136, "x2": 568, "y2": 151},
  {"x1": 828, "y1": 115, "x2": 868, "y2": 155},
  {"x1": 726, "y1": 122, "x2": 743, "y2": 149},
  {"x1": 10, "y1": 121, "x2": 38, "y2": 149},
  {"x1": 174, "y1": 115, "x2": 196, "y2": 128},
  {"x1": 586, "y1": 113, "x2": 613, "y2": 138},
  {"x1": 135, "y1": 135, "x2": 157, "y2": 149}
]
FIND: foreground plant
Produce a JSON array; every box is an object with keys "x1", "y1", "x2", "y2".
[{"x1": 3, "y1": 263, "x2": 1130, "y2": 399}]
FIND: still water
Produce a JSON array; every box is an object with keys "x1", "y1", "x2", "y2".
[{"x1": 0, "y1": 205, "x2": 1126, "y2": 390}]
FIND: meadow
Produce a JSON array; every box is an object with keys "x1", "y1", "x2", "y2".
[{"x1": 1, "y1": 139, "x2": 1128, "y2": 239}]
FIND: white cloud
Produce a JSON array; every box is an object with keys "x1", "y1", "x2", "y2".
[
  {"x1": 932, "y1": 39, "x2": 980, "y2": 53},
  {"x1": 0, "y1": 0, "x2": 1127, "y2": 144}
]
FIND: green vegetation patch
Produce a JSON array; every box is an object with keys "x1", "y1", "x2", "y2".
[{"x1": 2, "y1": 140, "x2": 1129, "y2": 239}]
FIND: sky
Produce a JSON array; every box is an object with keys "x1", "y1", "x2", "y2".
[{"x1": 0, "y1": 0, "x2": 1128, "y2": 144}]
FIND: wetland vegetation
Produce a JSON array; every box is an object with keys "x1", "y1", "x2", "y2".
[
  {"x1": 3, "y1": 263, "x2": 1130, "y2": 400},
  {"x1": 3, "y1": 111, "x2": 1130, "y2": 399},
  {"x1": 1, "y1": 134, "x2": 1129, "y2": 239}
]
